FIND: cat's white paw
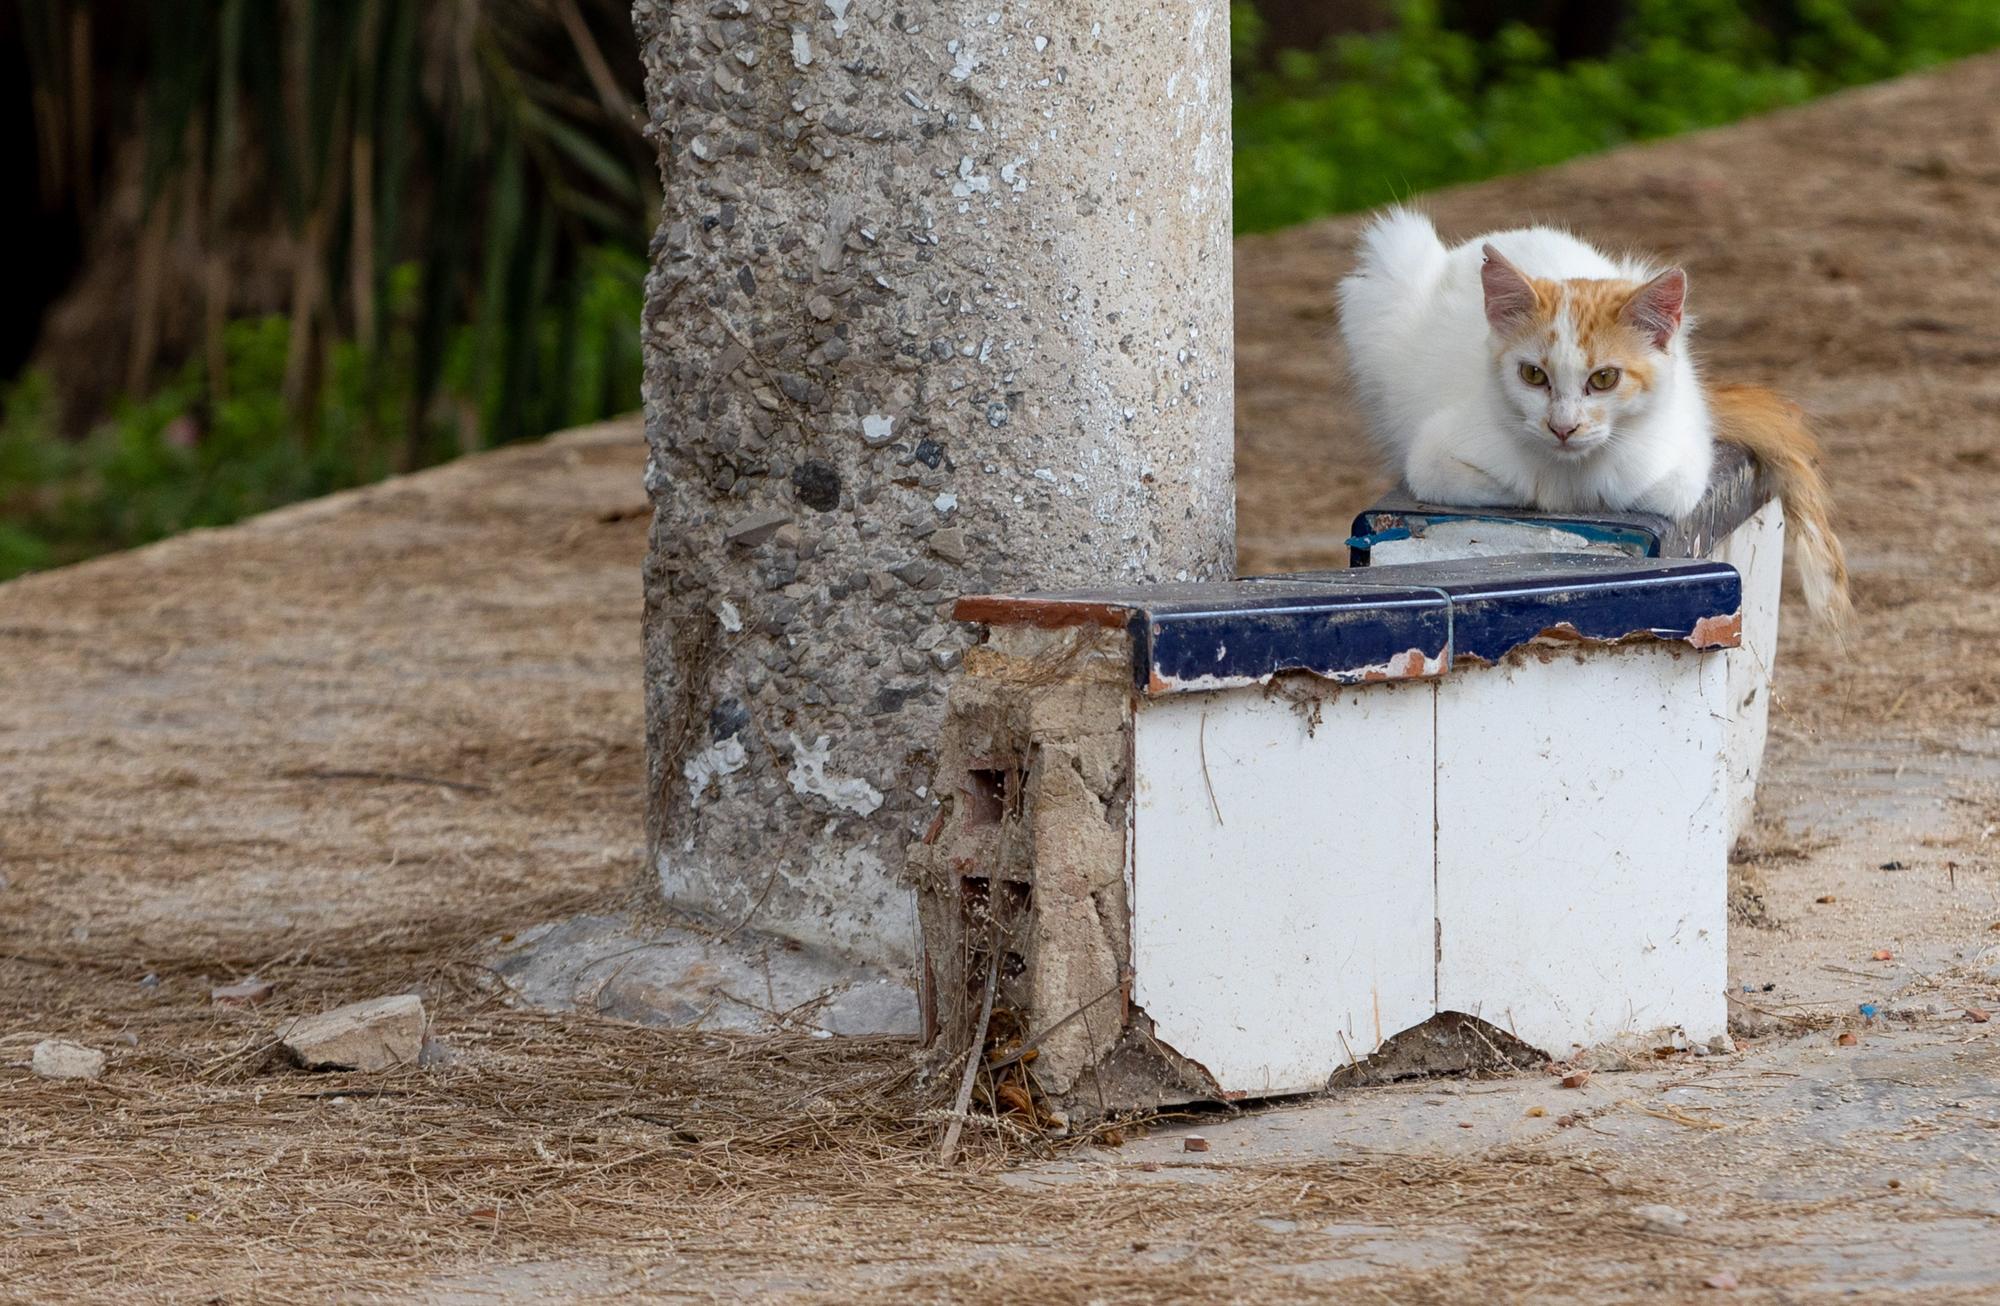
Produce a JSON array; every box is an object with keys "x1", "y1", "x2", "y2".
[{"x1": 1406, "y1": 458, "x2": 1524, "y2": 509}]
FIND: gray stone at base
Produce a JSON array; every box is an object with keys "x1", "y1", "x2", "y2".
[{"x1": 489, "y1": 912, "x2": 920, "y2": 1038}]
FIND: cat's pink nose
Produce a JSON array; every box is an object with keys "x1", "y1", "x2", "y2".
[{"x1": 1548, "y1": 420, "x2": 1578, "y2": 442}]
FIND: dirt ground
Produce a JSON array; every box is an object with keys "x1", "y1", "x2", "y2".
[{"x1": 7, "y1": 55, "x2": 2000, "y2": 1304}]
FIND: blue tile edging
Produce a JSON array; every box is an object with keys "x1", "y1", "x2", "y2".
[
  {"x1": 1348, "y1": 442, "x2": 1772, "y2": 566},
  {"x1": 954, "y1": 553, "x2": 1742, "y2": 696}
]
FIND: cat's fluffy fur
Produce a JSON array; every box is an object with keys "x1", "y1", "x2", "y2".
[
  {"x1": 1338, "y1": 207, "x2": 1711, "y2": 516},
  {"x1": 1338, "y1": 207, "x2": 1849, "y2": 623}
]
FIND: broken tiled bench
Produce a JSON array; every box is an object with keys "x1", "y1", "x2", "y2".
[
  {"x1": 1348, "y1": 442, "x2": 1780, "y2": 844},
  {"x1": 911, "y1": 554, "x2": 1742, "y2": 1112}
]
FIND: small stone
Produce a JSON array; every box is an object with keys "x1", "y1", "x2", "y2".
[
  {"x1": 807, "y1": 294, "x2": 835, "y2": 321},
  {"x1": 278, "y1": 995, "x2": 428, "y2": 1072},
  {"x1": 212, "y1": 977, "x2": 276, "y2": 1007},
  {"x1": 1704, "y1": 1271, "x2": 1739, "y2": 1290},
  {"x1": 1837, "y1": 1031, "x2": 1859, "y2": 1046},
  {"x1": 1706, "y1": 1033, "x2": 1736, "y2": 1055},
  {"x1": 759, "y1": 552, "x2": 799, "y2": 589},
  {"x1": 889, "y1": 559, "x2": 934, "y2": 587},
  {"x1": 1182, "y1": 1135, "x2": 1209, "y2": 1153},
  {"x1": 925, "y1": 527, "x2": 968, "y2": 565},
  {"x1": 1632, "y1": 1203, "x2": 1689, "y2": 1235},
  {"x1": 138, "y1": 973, "x2": 159, "y2": 991},
  {"x1": 1965, "y1": 1007, "x2": 1990, "y2": 1023},
  {"x1": 709, "y1": 699, "x2": 752, "y2": 741},
  {"x1": 861, "y1": 414, "x2": 896, "y2": 446},
  {"x1": 1560, "y1": 1070, "x2": 1591, "y2": 1089},
  {"x1": 792, "y1": 460, "x2": 841, "y2": 512},
  {"x1": 724, "y1": 508, "x2": 792, "y2": 548},
  {"x1": 31, "y1": 1039, "x2": 105, "y2": 1081}
]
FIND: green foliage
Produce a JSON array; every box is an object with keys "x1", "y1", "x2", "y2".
[
  {"x1": 0, "y1": 249, "x2": 643, "y2": 581},
  {"x1": 1232, "y1": 0, "x2": 2000, "y2": 232},
  {"x1": 7, "y1": 0, "x2": 651, "y2": 578}
]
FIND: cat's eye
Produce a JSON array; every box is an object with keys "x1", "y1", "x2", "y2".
[
  {"x1": 1588, "y1": 367, "x2": 1622, "y2": 391},
  {"x1": 1519, "y1": 362, "x2": 1548, "y2": 387}
]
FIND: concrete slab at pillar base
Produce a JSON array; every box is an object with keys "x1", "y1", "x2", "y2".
[{"x1": 488, "y1": 911, "x2": 920, "y2": 1037}]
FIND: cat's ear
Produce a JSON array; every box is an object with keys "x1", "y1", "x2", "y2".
[
  {"x1": 1480, "y1": 244, "x2": 1540, "y2": 336},
  {"x1": 1621, "y1": 268, "x2": 1687, "y2": 349}
]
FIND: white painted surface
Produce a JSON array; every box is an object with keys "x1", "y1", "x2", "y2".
[
  {"x1": 1126, "y1": 642, "x2": 1731, "y2": 1096},
  {"x1": 1369, "y1": 520, "x2": 1621, "y2": 564},
  {"x1": 1129, "y1": 684, "x2": 1437, "y2": 1095},
  {"x1": 1434, "y1": 644, "x2": 1731, "y2": 1054},
  {"x1": 1715, "y1": 501, "x2": 1784, "y2": 845},
  {"x1": 1372, "y1": 502, "x2": 1786, "y2": 846}
]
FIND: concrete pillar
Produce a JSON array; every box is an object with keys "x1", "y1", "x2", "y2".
[{"x1": 635, "y1": 0, "x2": 1234, "y2": 968}]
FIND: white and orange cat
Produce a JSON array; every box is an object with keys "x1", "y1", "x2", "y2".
[{"x1": 1337, "y1": 207, "x2": 1849, "y2": 623}]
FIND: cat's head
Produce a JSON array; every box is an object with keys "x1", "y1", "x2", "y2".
[{"x1": 1480, "y1": 243, "x2": 1686, "y2": 458}]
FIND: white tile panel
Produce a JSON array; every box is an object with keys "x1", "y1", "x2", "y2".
[
  {"x1": 1129, "y1": 682, "x2": 1437, "y2": 1095},
  {"x1": 1433, "y1": 643, "x2": 1731, "y2": 1055}
]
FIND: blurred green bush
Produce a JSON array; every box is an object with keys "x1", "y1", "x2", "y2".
[
  {"x1": 5, "y1": 0, "x2": 650, "y2": 580},
  {"x1": 0, "y1": 248, "x2": 642, "y2": 579},
  {"x1": 1234, "y1": 0, "x2": 2000, "y2": 232}
]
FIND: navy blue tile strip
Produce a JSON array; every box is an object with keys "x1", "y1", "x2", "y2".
[
  {"x1": 956, "y1": 554, "x2": 1741, "y2": 696},
  {"x1": 1443, "y1": 563, "x2": 1741, "y2": 664},
  {"x1": 1141, "y1": 594, "x2": 1450, "y2": 692}
]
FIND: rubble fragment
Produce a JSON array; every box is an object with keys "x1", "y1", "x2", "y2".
[
  {"x1": 278, "y1": 995, "x2": 428, "y2": 1072},
  {"x1": 31, "y1": 1039, "x2": 105, "y2": 1081}
]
